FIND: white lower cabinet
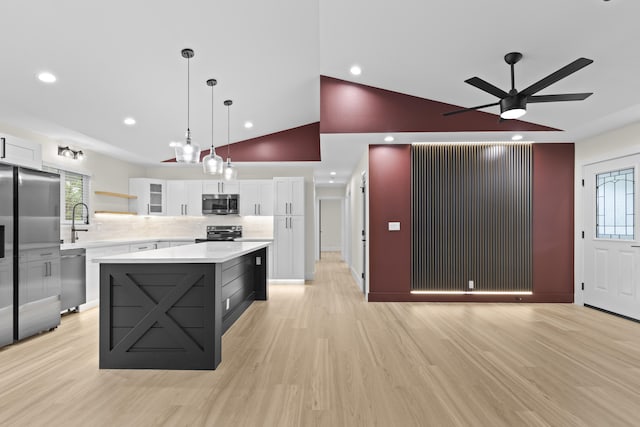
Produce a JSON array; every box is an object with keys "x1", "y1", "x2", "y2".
[
  {"x1": 85, "y1": 244, "x2": 130, "y2": 305},
  {"x1": 129, "y1": 243, "x2": 157, "y2": 252},
  {"x1": 169, "y1": 241, "x2": 194, "y2": 247},
  {"x1": 272, "y1": 216, "x2": 304, "y2": 280}
]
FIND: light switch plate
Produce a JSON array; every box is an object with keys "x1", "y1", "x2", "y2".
[{"x1": 388, "y1": 222, "x2": 401, "y2": 231}]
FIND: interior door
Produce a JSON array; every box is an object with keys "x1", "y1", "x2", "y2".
[{"x1": 584, "y1": 155, "x2": 640, "y2": 320}]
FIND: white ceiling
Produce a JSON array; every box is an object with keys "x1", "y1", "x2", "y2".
[{"x1": 1, "y1": 0, "x2": 638, "y2": 186}]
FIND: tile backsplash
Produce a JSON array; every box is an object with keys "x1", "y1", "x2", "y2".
[{"x1": 60, "y1": 214, "x2": 274, "y2": 243}]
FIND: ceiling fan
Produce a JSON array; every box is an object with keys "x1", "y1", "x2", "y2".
[{"x1": 443, "y1": 52, "x2": 593, "y2": 119}]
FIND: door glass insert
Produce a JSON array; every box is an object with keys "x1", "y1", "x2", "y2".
[{"x1": 596, "y1": 168, "x2": 634, "y2": 239}]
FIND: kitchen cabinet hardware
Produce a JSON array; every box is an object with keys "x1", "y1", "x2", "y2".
[{"x1": 1, "y1": 137, "x2": 5, "y2": 159}]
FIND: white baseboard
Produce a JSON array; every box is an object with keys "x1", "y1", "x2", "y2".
[
  {"x1": 350, "y1": 266, "x2": 363, "y2": 291},
  {"x1": 320, "y1": 246, "x2": 342, "y2": 252},
  {"x1": 79, "y1": 299, "x2": 99, "y2": 312}
]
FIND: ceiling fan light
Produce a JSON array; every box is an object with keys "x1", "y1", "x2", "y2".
[
  {"x1": 500, "y1": 108, "x2": 526, "y2": 120},
  {"x1": 500, "y1": 97, "x2": 527, "y2": 120}
]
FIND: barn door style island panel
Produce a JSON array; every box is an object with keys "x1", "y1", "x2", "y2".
[{"x1": 95, "y1": 242, "x2": 269, "y2": 370}]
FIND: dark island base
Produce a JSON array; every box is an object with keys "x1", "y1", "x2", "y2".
[{"x1": 99, "y1": 247, "x2": 267, "y2": 370}]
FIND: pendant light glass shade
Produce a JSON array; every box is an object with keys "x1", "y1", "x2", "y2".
[
  {"x1": 203, "y1": 148, "x2": 224, "y2": 175},
  {"x1": 223, "y1": 99, "x2": 237, "y2": 181},
  {"x1": 202, "y1": 78, "x2": 224, "y2": 175},
  {"x1": 175, "y1": 48, "x2": 201, "y2": 163},
  {"x1": 223, "y1": 158, "x2": 237, "y2": 180}
]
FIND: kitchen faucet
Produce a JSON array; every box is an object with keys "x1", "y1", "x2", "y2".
[{"x1": 71, "y1": 202, "x2": 89, "y2": 243}]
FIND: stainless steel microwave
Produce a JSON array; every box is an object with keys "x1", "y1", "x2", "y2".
[{"x1": 202, "y1": 194, "x2": 239, "y2": 215}]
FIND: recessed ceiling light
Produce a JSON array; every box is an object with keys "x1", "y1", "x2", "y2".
[
  {"x1": 330, "y1": 171, "x2": 336, "y2": 176},
  {"x1": 350, "y1": 65, "x2": 362, "y2": 76},
  {"x1": 169, "y1": 141, "x2": 180, "y2": 148},
  {"x1": 124, "y1": 117, "x2": 136, "y2": 126},
  {"x1": 330, "y1": 180, "x2": 335, "y2": 184},
  {"x1": 512, "y1": 134, "x2": 523, "y2": 141},
  {"x1": 384, "y1": 135, "x2": 395, "y2": 142},
  {"x1": 244, "y1": 121, "x2": 253, "y2": 129},
  {"x1": 37, "y1": 72, "x2": 57, "y2": 83}
]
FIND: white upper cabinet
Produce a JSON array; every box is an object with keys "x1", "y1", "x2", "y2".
[
  {"x1": 274, "y1": 177, "x2": 304, "y2": 216},
  {"x1": 239, "y1": 180, "x2": 274, "y2": 216},
  {"x1": 0, "y1": 135, "x2": 42, "y2": 170},
  {"x1": 129, "y1": 178, "x2": 166, "y2": 215},
  {"x1": 202, "y1": 180, "x2": 239, "y2": 195},
  {"x1": 166, "y1": 180, "x2": 202, "y2": 216}
]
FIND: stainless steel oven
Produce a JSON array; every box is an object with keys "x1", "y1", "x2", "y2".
[{"x1": 202, "y1": 194, "x2": 239, "y2": 215}]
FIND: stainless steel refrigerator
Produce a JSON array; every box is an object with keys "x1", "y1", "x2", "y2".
[{"x1": 0, "y1": 164, "x2": 61, "y2": 347}]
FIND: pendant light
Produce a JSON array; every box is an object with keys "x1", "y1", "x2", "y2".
[
  {"x1": 202, "y1": 79, "x2": 224, "y2": 175},
  {"x1": 174, "y1": 48, "x2": 201, "y2": 163},
  {"x1": 223, "y1": 99, "x2": 238, "y2": 180}
]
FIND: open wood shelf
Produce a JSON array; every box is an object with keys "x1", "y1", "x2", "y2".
[
  {"x1": 94, "y1": 191, "x2": 137, "y2": 199},
  {"x1": 94, "y1": 210, "x2": 137, "y2": 215}
]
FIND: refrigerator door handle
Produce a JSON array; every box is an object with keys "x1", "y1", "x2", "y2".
[
  {"x1": 0, "y1": 225, "x2": 4, "y2": 258},
  {"x1": 0, "y1": 137, "x2": 5, "y2": 159}
]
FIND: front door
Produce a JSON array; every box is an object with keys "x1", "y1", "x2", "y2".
[{"x1": 584, "y1": 155, "x2": 640, "y2": 320}]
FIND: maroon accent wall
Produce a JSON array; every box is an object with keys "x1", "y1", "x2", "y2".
[
  {"x1": 163, "y1": 122, "x2": 320, "y2": 163},
  {"x1": 368, "y1": 145, "x2": 412, "y2": 295},
  {"x1": 367, "y1": 143, "x2": 575, "y2": 303},
  {"x1": 320, "y1": 75, "x2": 559, "y2": 134},
  {"x1": 531, "y1": 143, "x2": 575, "y2": 302}
]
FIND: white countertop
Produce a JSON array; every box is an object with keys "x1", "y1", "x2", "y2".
[
  {"x1": 61, "y1": 237, "x2": 195, "y2": 251},
  {"x1": 94, "y1": 241, "x2": 270, "y2": 264},
  {"x1": 61, "y1": 236, "x2": 272, "y2": 251}
]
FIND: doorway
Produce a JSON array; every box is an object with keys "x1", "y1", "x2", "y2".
[
  {"x1": 319, "y1": 198, "x2": 343, "y2": 258},
  {"x1": 583, "y1": 154, "x2": 640, "y2": 320}
]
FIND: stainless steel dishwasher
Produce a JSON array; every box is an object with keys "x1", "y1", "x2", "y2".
[{"x1": 60, "y1": 248, "x2": 86, "y2": 312}]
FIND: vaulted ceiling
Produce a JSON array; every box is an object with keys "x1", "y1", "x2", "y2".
[{"x1": 0, "y1": 0, "x2": 638, "y2": 185}]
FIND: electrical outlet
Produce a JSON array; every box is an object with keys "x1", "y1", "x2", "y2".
[
  {"x1": 226, "y1": 298, "x2": 230, "y2": 310},
  {"x1": 468, "y1": 280, "x2": 474, "y2": 289}
]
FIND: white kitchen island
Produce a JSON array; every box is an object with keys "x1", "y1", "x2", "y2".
[{"x1": 95, "y1": 241, "x2": 269, "y2": 370}]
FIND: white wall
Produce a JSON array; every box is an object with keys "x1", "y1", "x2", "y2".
[
  {"x1": 346, "y1": 150, "x2": 368, "y2": 292},
  {"x1": 575, "y1": 120, "x2": 640, "y2": 305}
]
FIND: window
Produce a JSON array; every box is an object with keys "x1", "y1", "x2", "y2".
[
  {"x1": 43, "y1": 166, "x2": 91, "y2": 223},
  {"x1": 596, "y1": 168, "x2": 634, "y2": 239}
]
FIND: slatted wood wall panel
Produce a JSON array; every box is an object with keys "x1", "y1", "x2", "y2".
[{"x1": 411, "y1": 143, "x2": 532, "y2": 292}]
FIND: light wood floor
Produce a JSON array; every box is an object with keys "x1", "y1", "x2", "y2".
[{"x1": 1, "y1": 252, "x2": 640, "y2": 426}]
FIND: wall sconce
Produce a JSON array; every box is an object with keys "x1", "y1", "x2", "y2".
[{"x1": 58, "y1": 146, "x2": 85, "y2": 160}]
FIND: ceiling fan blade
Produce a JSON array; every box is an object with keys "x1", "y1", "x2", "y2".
[
  {"x1": 527, "y1": 93, "x2": 593, "y2": 103},
  {"x1": 443, "y1": 102, "x2": 500, "y2": 116},
  {"x1": 464, "y1": 77, "x2": 509, "y2": 99},
  {"x1": 520, "y1": 58, "x2": 593, "y2": 96}
]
